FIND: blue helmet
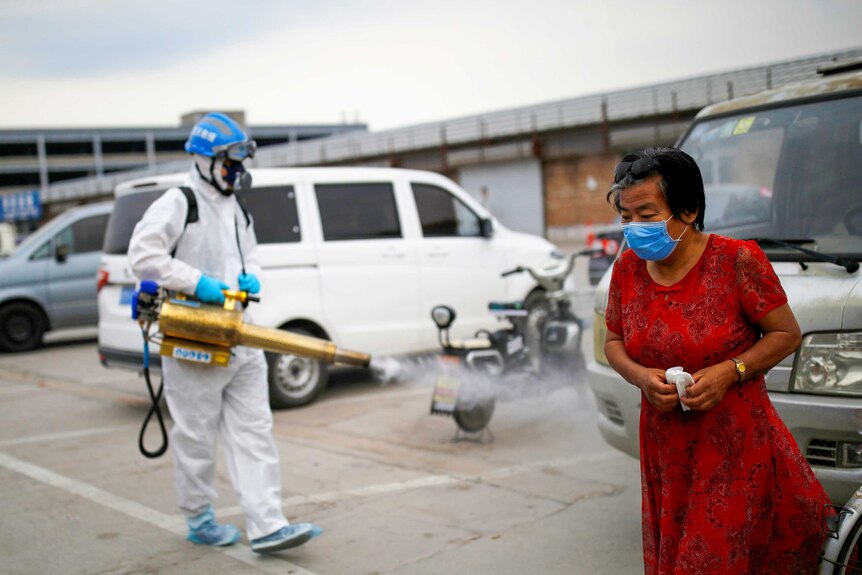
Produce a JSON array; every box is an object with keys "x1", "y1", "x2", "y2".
[{"x1": 184, "y1": 112, "x2": 256, "y2": 160}]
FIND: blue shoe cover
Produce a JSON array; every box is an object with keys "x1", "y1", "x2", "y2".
[
  {"x1": 250, "y1": 523, "x2": 322, "y2": 553},
  {"x1": 186, "y1": 506, "x2": 241, "y2": 546}
]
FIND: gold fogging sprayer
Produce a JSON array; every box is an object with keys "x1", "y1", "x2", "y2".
[
  {"x1": 133, "y1": 282, "x2": 371, "y2": 369},
  {"x1": 154, "y1": 290, "x2": 371, "y2": 368},
  {"x1": 132, "y1": 281, "x2": 372, "y2": 458}
]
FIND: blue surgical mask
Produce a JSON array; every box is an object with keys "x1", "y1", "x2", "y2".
[{"x1": 622, "y1": 215, "x2": 688, "y2": 261}]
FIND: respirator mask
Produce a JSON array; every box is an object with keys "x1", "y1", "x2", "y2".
[{"x1": 196, "y1": 139, "x2": 256, "y2": 196}]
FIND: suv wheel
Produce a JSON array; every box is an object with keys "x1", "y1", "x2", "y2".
[
  {"x1": 266, "y1": 327, "x2": 329, "y2": 408},
  {"x1": 0, "y1": 302, "x2": 46, "y2": 352}
]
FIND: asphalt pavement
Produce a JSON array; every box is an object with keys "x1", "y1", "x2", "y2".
[{"x1": 0, "y1": 322, "x2": 643, "y2": 575}]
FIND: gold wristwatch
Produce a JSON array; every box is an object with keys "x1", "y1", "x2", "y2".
[{"x1": 730, "y1": 357, "x2": 746, "y2": 382}]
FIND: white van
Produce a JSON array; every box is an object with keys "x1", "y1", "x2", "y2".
[
  {"x1": 99, "y1": 167, "x2": 558, "y2": 407},
  {"x1": 586, "y1": 60, "x2": 862, "y2": 503}
]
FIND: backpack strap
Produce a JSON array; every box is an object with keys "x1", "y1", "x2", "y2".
[
  {"x1": 171, "y1": 186, "x2": 198, "y2": 258},
  {"x1": 178, "y1": 186, "x2": 198, "y2": 229}
]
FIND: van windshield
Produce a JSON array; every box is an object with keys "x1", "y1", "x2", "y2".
[{"x1": 680, "y1": 94, "x2": 862, "y2": 258}]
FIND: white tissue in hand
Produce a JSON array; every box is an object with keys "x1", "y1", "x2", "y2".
[{"x1": 666, "y1": 366, "x2": 695, "y2": 412}]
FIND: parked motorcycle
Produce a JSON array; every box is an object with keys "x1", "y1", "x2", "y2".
[
  {"x1": 506, "y1": 248, "x2": 597, "y2": 374},
  {"x1": 428, "y1": 249, "x2": 597, "y2": 435}
]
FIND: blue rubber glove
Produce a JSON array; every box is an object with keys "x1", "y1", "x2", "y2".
[
  {"x1": 238, "y1": 273, "x2": 261, "y2": 294},
  {"x1": 195, "y1": 275, "x2": 229, "y2": 304}
]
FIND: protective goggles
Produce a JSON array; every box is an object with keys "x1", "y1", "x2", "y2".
[
  {"x1": 213, "y1": 139, "x2": 257, "y2": 161},
  {"x1": 613, "y1": 157, "x2": 658, "y2": 183}
]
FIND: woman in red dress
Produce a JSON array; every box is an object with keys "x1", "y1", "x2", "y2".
[{"x1": 603, "y1": 147, "x2": 829, "y2": 574}]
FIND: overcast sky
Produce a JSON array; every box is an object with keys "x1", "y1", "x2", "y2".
[{"x1": 1, "y1": 0, "x2": 860, "y2": 131}]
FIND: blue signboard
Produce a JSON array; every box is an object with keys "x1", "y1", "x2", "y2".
[{"x1": 0, "y1": 190, "x2": 42, "y2": 222}]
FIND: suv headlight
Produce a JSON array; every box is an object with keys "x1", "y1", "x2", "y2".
[{"x1": 790, "y1": 331, "x2": 862, "y2": 396}]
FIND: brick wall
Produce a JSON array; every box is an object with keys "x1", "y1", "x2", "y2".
[{"x1": 544, "y1": 154, "x2": 621, "y2": 228}]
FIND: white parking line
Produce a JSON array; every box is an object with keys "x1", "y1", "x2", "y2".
[
  {"x1": 213, "y1": 450, "x2": 624, "y2": 519},
  {"x1": 0, "y1": 425, "x2": 133, "y2": 447},
  {"x1": 0, "y1": 451, "x2": 320, "y2": 575},
  {"x1": 217, "y1": 474, "x2": 458, "y2": 519}
]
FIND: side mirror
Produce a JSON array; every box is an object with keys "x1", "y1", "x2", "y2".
[
  {"x1": 480, "y1": 218, "x2": 494, "y2": 238},
  {"x1": 55, "y1": 243, "x2": 69, "y2": 263}
]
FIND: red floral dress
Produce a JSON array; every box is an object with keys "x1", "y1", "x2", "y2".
[{"x1": 606, "y1": 234, "x2": 829, "y2": 575}]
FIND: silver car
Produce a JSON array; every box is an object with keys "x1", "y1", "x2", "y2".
[{"x1": 0, "y1": 202, "x2": 112, "y2": 351}]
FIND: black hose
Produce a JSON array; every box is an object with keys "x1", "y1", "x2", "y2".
[{"x1": 138, "y1": 332, "x2": 168, "y2": 458}]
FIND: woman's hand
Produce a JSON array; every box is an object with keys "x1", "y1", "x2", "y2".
[
  {"x1": 637, "y1": 368, "x2": 680, "y2": 413},
  {"x1": 682, "y1": 362, "x2": 738, "y2": 411},
  {"x1": 605, "y1": 331, "x2": 678, "y2": 413}
]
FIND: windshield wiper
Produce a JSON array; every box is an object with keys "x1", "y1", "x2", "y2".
[{"x1": 750, "y1": 238, "x2": 860, "y2": 273}]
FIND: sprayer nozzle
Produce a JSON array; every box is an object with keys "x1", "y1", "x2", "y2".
[{"x1": 334, "y1": 348, "x2": 372, "y2": 368}]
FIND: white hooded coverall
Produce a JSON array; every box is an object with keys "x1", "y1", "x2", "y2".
[{"x1": 128, "y1": 165, "x2": 288, "y2": 540}]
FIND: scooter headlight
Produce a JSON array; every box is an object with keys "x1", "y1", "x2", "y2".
[
  {"x1": 790, "y1": 331, "x2": 862, "y2": 396},
  {"x1": 431, "y1": 305, "x2": 456, "y2": 329}
]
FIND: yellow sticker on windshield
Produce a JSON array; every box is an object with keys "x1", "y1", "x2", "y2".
[{"x1": 732, "y1": 116, "x2": 755, "y2": 135}]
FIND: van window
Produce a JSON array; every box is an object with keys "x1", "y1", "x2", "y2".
[
  {"x1": 56, "y1": 214, "x2": 109, "y2": 255},
  {"x1": 30, "y1": 241, "x2": 50, "y2": 260},
  {"x1": 412, "y1": 183, "x2": 481, "y2": 237},
  {"x1": 103, "y1": 190, "x2": 163, "y2": 254},
  {"x1": 681, "y1": 94, "x2": 862, "y2": 257},
  {"x1": 240, "y1": 186, "x2": 300, "y2": 244},
  {"x1": 315, "y1": 182, "x2": 401, "y2": 241}
]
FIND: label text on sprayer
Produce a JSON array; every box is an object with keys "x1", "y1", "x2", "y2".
[{"x1": 173, "y1": 347, "x2": 212, "y2": 364}]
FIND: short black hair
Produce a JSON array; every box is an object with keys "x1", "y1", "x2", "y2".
[{"x1": 606, "y1": 147, "x2": 705, "y2": 231}]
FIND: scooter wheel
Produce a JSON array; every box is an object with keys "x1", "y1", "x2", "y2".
[{"x1": 453, "y1": 396, "x2": 496, "y2": 433}]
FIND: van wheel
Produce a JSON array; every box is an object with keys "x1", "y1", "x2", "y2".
[
  {"x1": 0, "y1": 302, "x2": 46, "y2": 353},
  {"x1": 266, "y1": 327, "x2": 329, "y2": 409}
]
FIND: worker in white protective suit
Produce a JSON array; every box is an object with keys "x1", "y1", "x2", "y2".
[{"x1": 128, "y1": 112, "x2": 321, "y2": 553}]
